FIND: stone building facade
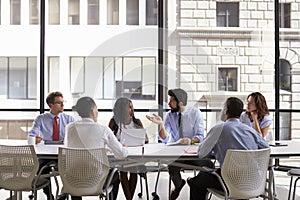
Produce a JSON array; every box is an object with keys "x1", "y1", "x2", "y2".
[{"x1": 174, "y1": 0, "x2": 300, "y2": 139}]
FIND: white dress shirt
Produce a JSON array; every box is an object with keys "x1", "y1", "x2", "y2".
[{"x1": 65, "y1": 118, "x2": 128, "y2": 159}]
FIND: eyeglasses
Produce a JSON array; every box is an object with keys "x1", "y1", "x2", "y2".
[{"x1": 52, "y1": 101, "x2": 66, "y2": 105}]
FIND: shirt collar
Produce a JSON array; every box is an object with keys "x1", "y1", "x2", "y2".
[
  {"x1": 226, "y1": 118, "x2": 240, "y2": 122},
  {"x1": 50, "y1": 112, "x2": 60, "y2": 119},
  {"x1": 82, "y1": 118, "x2": 94, "y2": 122}
]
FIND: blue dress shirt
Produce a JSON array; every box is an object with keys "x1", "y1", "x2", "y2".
[
  {"x1": 198, "y1": 118, "x2": 269, "y2": 167},
  {"x1": 28, "y1": 112, "x2": 74, "y2": 141},
  {"x1": 159, "y1": 106, "x2": 204, "y2": 144}
]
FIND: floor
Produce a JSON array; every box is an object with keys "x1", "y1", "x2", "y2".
[{"x1": 1, "y1": 164, "x2": 299, "y2": 199}]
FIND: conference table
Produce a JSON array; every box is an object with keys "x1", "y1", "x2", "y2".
[
  {"x1": 1, "y1": 139, "x2": 300, "y2": 200},
  {"x1": 1, "y1": 139, "x2": 300, "y2": 159}
]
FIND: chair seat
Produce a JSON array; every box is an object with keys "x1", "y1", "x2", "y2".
[
  {"x1": 287, "y1": 168, "x2": 300, "y2": 200},
  {"x1": 288, "y1": 169, "x2": 300, "y2": 177},
  {"x1": 2, "y1": 177, "x2": 33, "y2": 191}
]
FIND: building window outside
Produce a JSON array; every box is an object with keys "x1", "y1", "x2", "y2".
[
  {"x1": 70, "y1": 57, "x2": 84, "y2": 94},
  {"x1": 0, "y1": 1, "x2": 1, "y2": 25},
  {"x1": 279, "y1": 59, "x2": 291, "y2": 91},
  {"x1": 146, "y1": 0, "x2": 158, "y2": 25},
  {"x1": 216, "y1": 2, "x2": 239, "y2": 27},
  {"x1": 218, "y1": 68, "x2": 237, "y2": 91},
  {"x1": 0, "y1": 58, "x2": 8, "y2": 97},
  {"x1": 88, "y1": 0, "x2": 99, "y2": 25},
  {"x1": 29, "y1": 0, "x2": 39, "y2": 24},
  {"x1": 10, "y1": 0, "x2": 21, "y2": 25},
  {"x1": 107, "y1": 0, "x2": 119, "y2": 25},
  {"x1": 68, "y1": 0, "x2": 80, "y2": 25},
  {"x1": 279, "y1": 3, "x2": 290, "y2": 28},
  {"x1": 126, "y1": 0, "x2": 139, "y2": 25},
  {"x1": 48, "y1": 57, "x2": 60, "y2": 93},
  {"x1": 49, "y1": 0, "x2": 60, "y2": 25},
  {"x1": 0, "y1": 57, "x2": 37, "y2": 99},
  {"x1": 70, "y1": 57, "x2": 156, "y2": 100}
]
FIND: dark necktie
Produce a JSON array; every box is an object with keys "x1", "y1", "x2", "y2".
[
  {"x1": 52, "y1": 116, "x2": 59, "y2": 141},
  {"x1": 178, "y1": 113, "x2": 183, "y2": 138}
]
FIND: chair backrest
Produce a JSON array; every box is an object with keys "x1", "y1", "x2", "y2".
[
  {"x1": 221, "y1": 148, "x2": 270, "y2": 199},
  {"x1": 58, "y1": 147, "x2": 110, "y2": 196},
  {"x1": 0, "y1": 145, "x2": 39, "y2": 191}
]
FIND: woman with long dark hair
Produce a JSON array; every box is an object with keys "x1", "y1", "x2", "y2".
[
  {"x1": 240, "y1": 92, "x2": 272, "y2": 138},
  {"x1": 108, "y1": 97, "x2": 148, "y2": 200}
]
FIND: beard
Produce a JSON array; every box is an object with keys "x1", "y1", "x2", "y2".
[{"x1": 170, "y1": 104, "x2": 180, "y2": 113}]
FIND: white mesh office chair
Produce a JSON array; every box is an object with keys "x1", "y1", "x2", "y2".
[
  {"x1": 206, "y1": 148, "x2": 270, "y2": 200},
  {"x1": 58, "y1": 147, "x2": 115, "y2": 200},
  {"x1": 0, "y1": 145, "x2": 52, "y2": 200}
]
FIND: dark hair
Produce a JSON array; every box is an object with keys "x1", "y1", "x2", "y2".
[
  {"x1": 225, "y1": 97, "x2": 244, "y2": 118},
  {"x1": 112, "y1": 97, "x2": 139, "y2": 135},
  {"x1": 73, "y1": 96, "x2": 96, "y2": 118},
  {"x1": 247, "y1": 92, "x2": 269, "y2": 120},
  {"x1": 46, "y1": 91, "x2": 63, "y2": 105},
  {"x1": 168, "y1": 88, "x2": 187, "y2": 106}
]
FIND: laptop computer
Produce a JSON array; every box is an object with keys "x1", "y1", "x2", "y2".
[
  {"x1": 120, "y1": 129, "x2": 146, "y2": 147},
  {"x1": 44, "y1": 140, "x2": 64, "y2": 145}
]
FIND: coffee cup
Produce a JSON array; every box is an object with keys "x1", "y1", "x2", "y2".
[{"x1": 27, "y1": 135, "x2": 36, "y2": 145}]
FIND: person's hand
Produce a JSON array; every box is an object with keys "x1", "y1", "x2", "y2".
[
  {"x1": 35, "y1": 135, "x2": 43, "y2": 144},
  {"x1": 180, "y1": 137, "x2": 191, "y2": 145},
  {"x1": 146, "y1": 114, "x2": 163, "y2": 125},
  {"x1": 106, "y1": 148, "x2": 112, "y2": 153},
  {"x1": 250, "y1": 111, "x2": 258, "y2": 121}
]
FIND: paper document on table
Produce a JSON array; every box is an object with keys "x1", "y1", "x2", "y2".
[
  {"x1": 184, "y1": 148, "x2": 198, "y2": 154},
  {"x1": 165, "y1": 139, "x2": 185, "y2": 146}
]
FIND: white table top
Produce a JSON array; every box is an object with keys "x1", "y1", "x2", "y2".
[
  {"x1": 1, "y1": 139, "x2": 300, "y2": 159},
  {"x1": 0, "y1": 139, "x2": 196, "y2": 158}
]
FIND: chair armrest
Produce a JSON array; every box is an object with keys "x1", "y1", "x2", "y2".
[
  {"x1": 33, "y1": 161, "x2": 60, "y2": 198},
  {"x1": 210, "y1": 170, "x2": 228, "y2": 197},
  {"x1": 104, "y1": 168, "x2": 118, "y2": 198},
  {"x1": 202, "y1": 166, "x2": 217, "y2": 172}
]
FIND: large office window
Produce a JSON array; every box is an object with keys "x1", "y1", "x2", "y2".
[
  {"x1": 146, "y1": 0, "x2": 158, "y2": 25},
  {"x1": 107, "y1": 0, "x2": 119, "y2": 25},
  {"x1": 88, "y1": 0, "x2": 99, "y2": 25},
  {"x1": 68, "y1": 0, "x2": 80, "y2": 25},
  {"x1": 279, "y1": 3, "x2": 291, "y2": 28},
  {"x1": 217, "y1": 2, "x2": 239, "y2": 27},
  {"x1": 49, "y1": 0, "x2": 60, "y2": 25},
  {"x1": 10, "y1": 0, "x2": 21, "y2": 25},
  {"x1": 127, "y1": 0, "x2": 139, "y2": 25},
  {"x1": 29, "y1": 0, "x2": 39, "y2": 24},
  {"x1": 2, "y1": 0, "x2": 300, "y2": 149}
]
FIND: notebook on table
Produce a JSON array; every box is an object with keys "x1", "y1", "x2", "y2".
[{"x1": 120, "y1": 129, "x2": 146, "y2": 147}]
